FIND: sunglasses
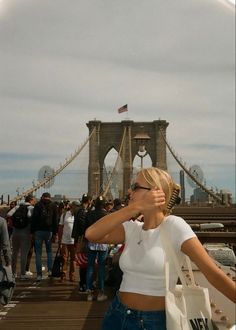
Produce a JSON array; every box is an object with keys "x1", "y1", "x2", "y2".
[{"x1": 130, "y1": 182, "x2": 151, "y2": 191}]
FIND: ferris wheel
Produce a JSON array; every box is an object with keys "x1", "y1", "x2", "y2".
[{"x1": 187, "y1": 165, "x2": 204, "y2": 188}]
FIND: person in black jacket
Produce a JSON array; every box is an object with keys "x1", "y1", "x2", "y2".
[
  {"x1": 31, "y1": 192, "x2": 58, "y2": 281},
  {"x1": 71, "y1": 194, "x2": 92, "y2": 292},
  {"x1": 71, "y1": 194, "x2": 92, "y2": 244},
  {"x1": 85, "y1": 196, "x2": 109, "y2": 302}
]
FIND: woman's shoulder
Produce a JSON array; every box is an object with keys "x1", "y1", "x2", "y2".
[
  {"x1": 165, "y1": 214, "x2": 184, "y2": 223},
  {"x1": 163, "y1": 214, "x2": 196, "y2": 245},
  {"x1": 164, "y1": 214, "x2": 190, "y2": 230},
  {"x1": 164, "y1": 215, "x2": 193, "y2": 236}
]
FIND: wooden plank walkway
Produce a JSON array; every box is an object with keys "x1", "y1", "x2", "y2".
[
  {"x1": 0, "y1": 243, "x2": 114, "y2": 330},
  {"x1": 1, "y1": 269, "x2": 235, "y2": 330},
  {"x1": 0, "y1": 275, "x2": 113, "y2": 330}
]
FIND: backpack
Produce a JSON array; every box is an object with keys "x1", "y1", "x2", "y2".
[
  {"x1": 12, "y1": 205, "x2": 29, "y2": 229},
  {"x1": 40, "y1": 203, "x2": 53, "y2": 227}
]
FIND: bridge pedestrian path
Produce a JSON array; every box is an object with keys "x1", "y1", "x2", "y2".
[
  {"x1": 0, "y1": 274, "x2": 113, "y2": 330},
  {"x1": 1, "y1": 268, "x2": 235, "y2": 330},
  {"x1": 0, "y1": 242, "x2": 114, "y2": 330},
  {"x1": 0, "y1": 240, "x2": 235, "y2": 329}
]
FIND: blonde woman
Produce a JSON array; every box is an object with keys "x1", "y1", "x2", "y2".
[{"x1": 85, "y1": 167, "x2": 236, "y2": 330}]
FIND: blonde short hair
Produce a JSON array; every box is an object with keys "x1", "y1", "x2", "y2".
[{"x1": 138, "y1": 167, "x2": 180, "y2": 215}]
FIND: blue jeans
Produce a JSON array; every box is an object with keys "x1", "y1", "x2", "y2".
[
  {"x1": 86, "y1": 249, "x2": 108, "y2": 291},
  {"x1": 102, "y1": 294, "x2": 166, "y2": 330},
  {"x1": 34, "y1": 231, "x2": 53, "y2": 276}
]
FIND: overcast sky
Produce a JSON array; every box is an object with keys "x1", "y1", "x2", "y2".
[{"x1": 0, "y1": 0, "x2": 235, "y2": 201}]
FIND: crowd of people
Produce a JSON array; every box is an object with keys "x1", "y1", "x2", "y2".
[{"x1": 0, "y1": 190, "x2": 126, "y2": 302}]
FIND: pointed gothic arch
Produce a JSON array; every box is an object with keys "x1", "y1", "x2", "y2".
[
  {"x1": 87, "y1": 119, "x2": 169, "y2": 198},
  {"x1": 103, "y1": 147, "x2": 123, "y2": 199}
]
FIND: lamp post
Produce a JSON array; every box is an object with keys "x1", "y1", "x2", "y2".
[{"x1": 133, "y1": 127, "x2": 151, "y2": 169}]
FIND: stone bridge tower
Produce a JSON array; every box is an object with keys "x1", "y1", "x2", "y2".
[{"x1": 87, "y1": 120, "x2": 169, "y2": 198}]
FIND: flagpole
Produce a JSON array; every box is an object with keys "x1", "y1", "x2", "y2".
[{"x1": 125, "y1": 104, "x2": 129, "y2": 119}]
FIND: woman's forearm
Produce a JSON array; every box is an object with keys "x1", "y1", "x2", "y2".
[
  {"x1": 85, "y1": 202, "x2": 141, "y2": 241},
  {"x1": 205, "y1": 269, "x2": 236, "y2": 303}
]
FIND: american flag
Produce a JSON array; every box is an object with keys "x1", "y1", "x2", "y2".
[{"x1": 117, "y1": 104, "x2": 128, "y2": 113}]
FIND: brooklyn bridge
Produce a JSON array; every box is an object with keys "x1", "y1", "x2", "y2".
[
  {"x1": 0, "y1": 120, "x2": 235, "y2": 330},
  {"x1": 3, "y1": 119, "x2": 235, "y2": 244},
  {"x1": 5, "y1": 120, "x2": 232, "y2": 204}
]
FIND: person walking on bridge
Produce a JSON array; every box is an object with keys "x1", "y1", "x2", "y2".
[
  {"x1": 85, "y1": 167, "x2": 236, "y2": 330},
  {"x1": 85, "y1": 196, "x2": 109, "y2": 302},
  {"x1": 31, "y1": 192, "x2": 58, "y2": 281},
  {"x1": 58, "y1": 201, "x2": 78, "y2": 282},
  {"x1": 7, "y1": 195, "x2": 36, "y2": 279}
]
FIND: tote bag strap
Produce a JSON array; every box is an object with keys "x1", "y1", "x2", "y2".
[
  {"x1": 165, "y1": 261, "x2": 171, "y2": 290},
  {"x1": 185, "y1": 254, "x2": 196, "y2": 286},
  {"x1": 160, "y1": 221, "x2": 196, "y2": 288}
]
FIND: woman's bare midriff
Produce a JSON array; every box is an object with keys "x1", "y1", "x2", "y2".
[{"x1": 119, "y1": 291, "x2": 165, "y2": 311}]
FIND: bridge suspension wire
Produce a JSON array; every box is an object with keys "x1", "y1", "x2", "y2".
[
  {"x1": 11, "y1": 128, "x2": 96, "y2": 203},
  {"x1": 160, "y1": 129, "x2": 222, "y2": 204},
  {"x1": 103, "y1": 127, "x2": 127, "y2": 197},
  {"x1": 102, "y1": 166, "x2": 113, "y2": 199}
]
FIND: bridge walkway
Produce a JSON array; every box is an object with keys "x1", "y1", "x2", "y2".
[{"x1": 0, "y1": 274, "x2": 113, "y2": 330}]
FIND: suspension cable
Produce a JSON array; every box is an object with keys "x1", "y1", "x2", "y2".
[
  {"x1": 159, "y1": 129, "x2": 222, "y2": 204},
  {"x1": 102, "y1": 165, "x2": 113, "y2": 198},
  {"x1": 10, "y1": 128, "x2": 96, "y2": 203}
]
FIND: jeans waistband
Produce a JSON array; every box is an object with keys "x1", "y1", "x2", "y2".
[{"x1": 113, "y1": 292, "x2": 165, "y2": 318}]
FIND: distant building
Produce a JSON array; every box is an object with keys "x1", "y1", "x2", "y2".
[
  {"x1": 220, "y1": 189, "x2": 233, "y2": 205},
  {"x1": 190, "y1": 187, "x2": 233, "y2": 206},
  {"x1": 190, "y1": 187, "x2": 209, "y2": 204}
]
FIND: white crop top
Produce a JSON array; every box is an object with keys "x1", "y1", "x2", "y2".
[{"x1": 119, "y1": 215, "x2": 196, "y2": 296}]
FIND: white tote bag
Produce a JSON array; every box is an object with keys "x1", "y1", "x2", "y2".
[{"x1": 160, "y1": 225, "x2": 214, "y2": 330}]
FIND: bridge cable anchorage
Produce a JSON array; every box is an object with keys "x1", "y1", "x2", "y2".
[
  {"x1": 159, "y1": 129, "x2": 223, "y2": 204},
  {"x1": 103, "y1": 127, "x2": 127, "y2": 197},
  {"x1": 10, "y1": 128, "x2": 96, "y2": 203}
]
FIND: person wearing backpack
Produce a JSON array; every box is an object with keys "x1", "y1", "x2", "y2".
[
  {"x1": 31, "y1": 192, "x2": 58, "y2": 282},
  {"x1": 7, "y1": 195, "x2": 36, "y2": 279}
]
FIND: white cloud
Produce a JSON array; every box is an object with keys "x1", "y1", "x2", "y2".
[{"x1": 0, "y1": 0, "x2": 235, "y2": 201}]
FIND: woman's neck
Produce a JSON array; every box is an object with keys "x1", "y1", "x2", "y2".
[{"x1": 142, "y1": 211, "x2": 165, "y2": 230}]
